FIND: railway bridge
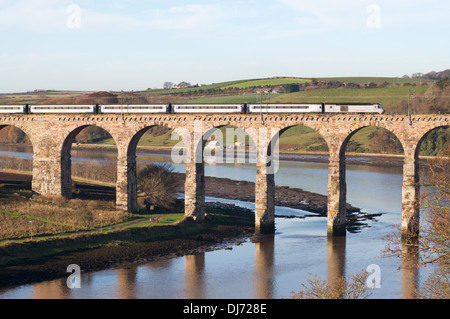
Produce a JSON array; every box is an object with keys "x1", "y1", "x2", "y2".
[{"x1": 0, "y1": 113, "x2": 448, "y2": 236}]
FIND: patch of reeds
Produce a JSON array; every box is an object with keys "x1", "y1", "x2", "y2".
[{"x1": 0, "y1": 196, "x2": 134, "y2": 241}]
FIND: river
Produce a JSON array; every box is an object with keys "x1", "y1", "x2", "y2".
[{"x1": 0, "y1": 145, "x2": 424, "y2": 299}]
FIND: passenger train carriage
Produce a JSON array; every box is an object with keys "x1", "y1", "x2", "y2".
[
  {"x1": 171, "y1": 104, "x2": 245, "y2": 113},
  {"x1": 0, "y1": 105, "x2": 29, "y2": 113},
  {"x1": 99, "y1": 104, "x2": 169, "y2": 113},
  {"x1": 29, "y1": 105, "x2": 97, "y2": 114},
  {"x1": 247, "y1": 103, "x2": 323, "y2": 113},
  {"x1": 0, "y1": 103, "x2": 385, "y2": 114},
  {"x1": 324, "y1": 103, "x2": 384, "y2": 114}
]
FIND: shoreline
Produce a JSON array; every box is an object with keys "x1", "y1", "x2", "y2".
[
  {"x1": 73, "y1": 143, "x2": 407, "y2": 168},
  {"x1": 0, "y1": 204, "x2": 256, "y2": 290}
]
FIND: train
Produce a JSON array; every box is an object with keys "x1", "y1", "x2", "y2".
[{"x1": 0, "y1": 103, "x2": 385, "y2": 114}]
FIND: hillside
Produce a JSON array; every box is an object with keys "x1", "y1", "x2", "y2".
[{"x1": 0, "y1": 75, "x2": 448, "y2": 156}]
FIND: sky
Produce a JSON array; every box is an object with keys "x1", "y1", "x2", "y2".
[{"x1": 0, "y1": 0, "x2": 449, "y2": 93}]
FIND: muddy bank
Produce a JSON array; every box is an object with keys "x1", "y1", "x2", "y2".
[{"x1": 172, "y1": 173, "x2": 359, "y2": 215}]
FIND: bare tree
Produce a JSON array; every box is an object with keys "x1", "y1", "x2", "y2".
[
  {"x1": 289, "y1": 271, "x2": 372, "y2": 299},
  {"x1": 137, "y1": 163, "x2": 179, "y2": 210},
  {"x1": 163, "y1": 82, "x2": 173, "y2": 90}
]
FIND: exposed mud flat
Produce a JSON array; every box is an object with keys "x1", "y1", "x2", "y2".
[{"x1": 172, "y1": 173, "x2": 359, "y2": 215}]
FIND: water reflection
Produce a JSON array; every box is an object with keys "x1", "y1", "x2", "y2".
[
  {"x1": 401, "y1": 240, "x2": 420, "y2": 299},
  {"x1": 253, "y1": 235, "x2": 275, "y2": 299},
  {"x1": 0, "y1": 229, "x2": 422, "y2": 299},
  {"x1": 32, "y1": 280, "x2": 67, "y2": 299},
  {"x1": 184, "y1": 254, "x2": 205, "y2": 299},
  {"x1": 116, "y1": 266, "x2": 138, "y2": 299},
  {"x1": 327, "y1": 236, "x2": 346, "y2": 288}
]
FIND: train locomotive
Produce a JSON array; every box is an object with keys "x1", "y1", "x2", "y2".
[{"x1": 0, "y1": 103, "x2": 385, "y2": 114}]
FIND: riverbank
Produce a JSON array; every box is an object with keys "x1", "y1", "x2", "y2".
[{"x1": 0, "y1": 203, "x2": 255, "y2": 289}]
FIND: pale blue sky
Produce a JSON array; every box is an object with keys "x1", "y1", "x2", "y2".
[{"x1": 0, "y1": 0, "x2": 449, "y2": 93}]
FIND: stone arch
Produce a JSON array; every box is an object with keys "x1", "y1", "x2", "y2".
[
  {"x1": 120, "y1": 123, "x2": 180, "y2": 212},
  {"x1": 332, "y1": 124, "x2": 406, "y2": 234},
  {"x1": 414, "y1": 125, "x2": 449, "y2": 159},
  {"x1": 183, "y1": 123, "x2": 259, "y2": 222},
  {"x1": 60, "y1": 124, "x2": 118, "y2": 199},
  {"x1": 257, "y1": 123, "x2": 330, "y2": 233},
  {"x1": 0, "y1": 124, "x2": 35, "y2": 150},
  {"x1": 339, "y1": 124, "x2": 405, "y2": 160},
  {"x1": 126, "y1": 124, "x2": 176, "y2": 158},
  {"x1": 269, "y1": 123, "x2": 331, "y2": 157},
  {"x1": 195, "y1": 124, "x2": 258, "y2": 164}
]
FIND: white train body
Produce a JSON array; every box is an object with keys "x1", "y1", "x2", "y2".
[
  {"x1": 0, "y1": 105, "x2": 28, "y2": 113},
  {"x1": 0, "y1": 102, "x2": 386, "y2": 114},
  {"x1": 29, "y1": 105, "x2": 97, "y2": 113},
  {"x1": 172, "y1": 104, "x2": 245, "y2": 113},
  {"x1": 324, "y1": 103, "x2": 385, "y2": 114},
  {"x1": 99, "y1": 105, "x2": 169, "y2": 113},
  {"x1": 247, "y1": 103, "x2": 323, "y2": 113}
]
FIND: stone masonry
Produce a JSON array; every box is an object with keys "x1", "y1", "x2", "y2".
[{"x1": 0, "y1": 113, "x2": 448, "y2": 236}]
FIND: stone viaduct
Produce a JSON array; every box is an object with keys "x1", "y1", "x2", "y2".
[{"x1": 0, "y1": 113, "x2": 448, "y2": 236}]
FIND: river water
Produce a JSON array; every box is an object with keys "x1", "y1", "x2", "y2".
[{"x1": 0, "y1": 146, "x2": 424, "y2": 299}]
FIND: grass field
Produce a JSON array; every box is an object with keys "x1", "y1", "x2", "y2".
[
  {"x1": 316, "y1": 77, "x2": 432, "y2": 85},
  {"x1": 187, "y1": 93, "x2": 282, "y2": 104},
  {"x1": 222, "y1": 77, "x2": 309, "y2": 89},
  {"x1": 270, "y1": 86, "x2": 429, "y2": 108}
]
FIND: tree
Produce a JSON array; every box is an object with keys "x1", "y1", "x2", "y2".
[
  {"x1": 137, "y1": 163, "x2": 179, "y2": 210},
  {"x1": 370, "y1": 128, "x2": 404, "y2": 154},
  {"x1": 289, "y1": 271, "x2": 372, "y2": 299},
  {"x1": 283, "y1": 84, "x2": 300, "y2": 93},
  {"x1": 163, "y1": 82, "x2": 173, "y2": 90}
]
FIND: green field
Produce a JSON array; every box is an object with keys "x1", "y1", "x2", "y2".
[
  {"x1": 187, "y1": 93, "x2": 282, "y2": 104},
  {"x1": 317, "y1": 77, "x2": 432, "y2": 85},
  {"x1": 270, "y1": 86, "x2": 429, "y2": 108},
  {"x1": 222, "y1": 77, "x2": 309, "y2": 89}
]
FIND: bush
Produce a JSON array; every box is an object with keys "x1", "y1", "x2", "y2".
[{"x1": 137, "y1": 163, "x2": 179, "y2": 210}]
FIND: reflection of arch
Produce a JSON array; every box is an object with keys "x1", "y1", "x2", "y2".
[
  {"x1": 414, "y1": 125, "x2": 449, "y2": 159},
  {"x1": 61, "y1": 125, "x2": 117, "y2": 198}
]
